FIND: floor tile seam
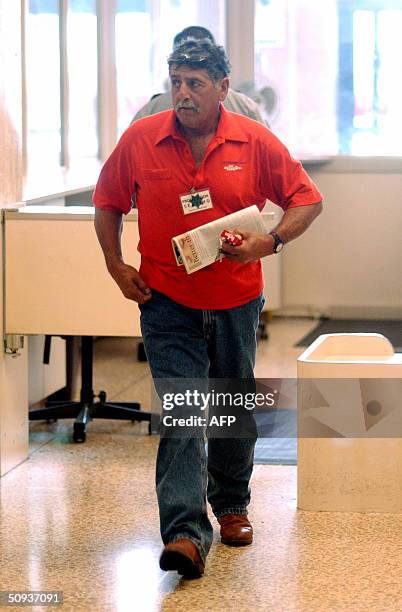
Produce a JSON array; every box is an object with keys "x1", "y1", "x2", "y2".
[
  {"x1": 105, "y1": 372, "x2": 152, "y2": 401},
  {"x1": 27, "y1": 436, "x2": 58, "y2": 458}
]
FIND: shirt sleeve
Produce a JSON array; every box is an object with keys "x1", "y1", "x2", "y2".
[
  {"x1": 258, "y1": 132, "x2": 323, "y2": 210},
  {"x1": 92, "y1": 129, "x2": 136, "y2": 215}
]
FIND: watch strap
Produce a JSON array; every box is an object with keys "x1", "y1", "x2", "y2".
[{"x1": 269, "y1": 230, "x2": 284, "y2": 253}]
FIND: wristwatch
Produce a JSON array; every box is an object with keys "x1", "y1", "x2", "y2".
[{"x1": 269, "y1": 231, "x2": 284, "y2": 254}]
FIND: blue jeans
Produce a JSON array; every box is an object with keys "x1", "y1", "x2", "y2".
[{"x1": 139, "y1": 289, "x2": 264, "y2": 562}]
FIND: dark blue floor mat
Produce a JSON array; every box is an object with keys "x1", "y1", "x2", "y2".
[
  {"x1": 295, "y1": 319, "x2": 402, "y2": 351},
  {"x1": 254, "y1": 409, "x2": 297, "y2": 465}
]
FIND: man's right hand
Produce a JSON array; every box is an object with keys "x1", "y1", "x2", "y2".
[{"x1": 108, "y1": 261, "x2": 152, "y2": 304}]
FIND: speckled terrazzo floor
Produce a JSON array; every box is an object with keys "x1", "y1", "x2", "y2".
[{"x1": 2, "y1": 318, "x2": 402, "y2": 611}]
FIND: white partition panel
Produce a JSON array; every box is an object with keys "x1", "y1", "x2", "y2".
[
  {"x1": 5, "y1": 207, "x2": 141, "y2": 337},
  {"x1": 298, "y1": 333, "x2": 402, "y2": 513}
]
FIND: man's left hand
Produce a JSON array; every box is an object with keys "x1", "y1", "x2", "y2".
[{"x1": 220, "y1": 228, "x2": 273, "y2": 264}]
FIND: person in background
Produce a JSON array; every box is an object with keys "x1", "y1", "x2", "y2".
[
  {"x1": 93, "y1": 38, "x2": 322, "y2": 579},
  {"x1": 131, "y1": 25, "x2": 266, "y2": 126}
]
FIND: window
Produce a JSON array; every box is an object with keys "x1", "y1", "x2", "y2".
[
  {"x1": 25, "y1": 0, "x2": 99, "y2": 170},
  {"x1": 338, "y1": 1, "x2": 402, "y2": 155},
  {"x1": 26, "y1": 0, "x2": 61, "y2": 167},
  {"x1": 22, "y1": 0, "x2": 402, "y2": 176},
  {"x1": 254, "y1": 0, "x2": 402, "y2": 157},
  {"x1": 67, "y1": 0, "x2": 98, "y2": 160}
]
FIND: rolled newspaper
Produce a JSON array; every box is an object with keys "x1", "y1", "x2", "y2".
[{"x1": 171, "y1": 205, "x2": 266, "y2": 274}]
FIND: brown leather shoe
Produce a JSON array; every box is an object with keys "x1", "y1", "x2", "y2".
[
  {"x1": 159, "y1": 538, "x2": 205, "y2": 578},
  {"x1": 218, "y1": 514, "x2": 253, "y2": 546}
]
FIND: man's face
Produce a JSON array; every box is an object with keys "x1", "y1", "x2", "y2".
[{"x1": 169, "y1": 65, "x2": 228, "y2": 131}]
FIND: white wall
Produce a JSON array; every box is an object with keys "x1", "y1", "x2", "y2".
[
  {"x1": 281, "y1": 165, "x2": 402, "y2": 318},
  {"x1": 0, "y1": 227, "x2": 29, "y2": 477},
  {"x1": 0, "y1": 0, "x2": 29, "y2": 476}
]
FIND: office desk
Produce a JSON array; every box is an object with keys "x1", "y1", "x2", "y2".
[
  {"x1": 4, "y1": 206, "x2": 141, "y2": 337},
  {"x1": 4, "y1": 206, "x2": 151, "y2": 443}
]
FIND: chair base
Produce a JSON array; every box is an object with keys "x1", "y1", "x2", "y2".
[
  {"x1": 30, "y1": 335, "x2": 160, "y2": 443},
  {"x1": 29, "y1": 393, "x2": 157, "y2": 442}
]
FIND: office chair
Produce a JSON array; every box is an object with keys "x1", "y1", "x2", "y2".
[{"x1": 29, "y1": 336, "x2": 157, "y2": 443}]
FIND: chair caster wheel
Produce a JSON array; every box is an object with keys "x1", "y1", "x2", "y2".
[
  {"x1": 73, "y1": 424, "x2": 86, "y2": 443},
  {"x1": 98, "y1": 390, "x2": 107, "y2": 403},
  {"x1": 137, "y1": 342, "x2": 147, "y2": 362}
]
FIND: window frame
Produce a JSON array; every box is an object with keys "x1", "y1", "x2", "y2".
[{"x1": 21, "y1": 0, "x2": 402, "y2": 182}]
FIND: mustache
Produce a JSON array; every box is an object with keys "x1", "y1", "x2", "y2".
[{"x1": 175, "y1": 102, "x2": 199, "y2": 112}]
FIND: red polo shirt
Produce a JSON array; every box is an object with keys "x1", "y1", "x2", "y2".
[{"x1": 93, "y1": 106, "x2": 322, "y2": 309}]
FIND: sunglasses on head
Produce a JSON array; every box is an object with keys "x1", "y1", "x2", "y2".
[{"x1": 170, "y1": 51, "x2": 209, "y2": 63}]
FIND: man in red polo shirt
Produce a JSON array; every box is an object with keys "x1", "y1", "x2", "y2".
[{"x1": 93, "y1": 39, "x2": 322, "y2": 579}]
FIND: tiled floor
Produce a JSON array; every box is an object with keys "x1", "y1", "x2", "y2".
[{"x1": 2, "y1": 318, "x2": 402, "y2": 611}]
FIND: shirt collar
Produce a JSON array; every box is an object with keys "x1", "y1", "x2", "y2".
[
  {"x1": 154, "y1": 104, "x2": 249, "y2": 146},
  {"x1": 215, "y1": 105, "x2": 249, "y2": 144},
  {"x1": 154, "y1": 110, "x2": 185, "y2": 145}
]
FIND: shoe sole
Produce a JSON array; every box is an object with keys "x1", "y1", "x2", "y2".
[
  {"x1": 159, "y1": 550, "x2": 204, "y2": 578},
  {"x1": 221, "y1": 537, "x2": 253, "y2": 546}
]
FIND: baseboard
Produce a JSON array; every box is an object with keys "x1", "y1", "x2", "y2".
[
  {"x1": 326, "y1": 305, "x2": 402, "y2": 320},
  {"x1": 275, "y1": 304, "x2": 402, "y2": 320},
  {"x1": 274, "y1": 306, "x2": 329, "y2": 319}
]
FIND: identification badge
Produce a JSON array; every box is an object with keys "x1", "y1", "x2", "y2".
[{"x1": 179, "y1": 188, "x2": 213, "y2": 215}]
